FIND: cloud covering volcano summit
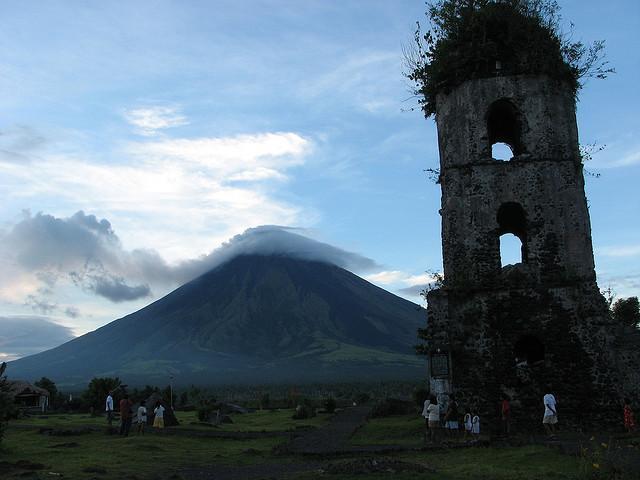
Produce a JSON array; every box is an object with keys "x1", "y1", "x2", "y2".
[{"x1": 1, "y1": 212, "x2": 380, "y2": 305}]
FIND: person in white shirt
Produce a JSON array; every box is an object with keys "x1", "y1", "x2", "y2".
[
  {"x1": 426, "y1": 395, "x2": 440, "y2": 443},
  {"x1": 542, "y1": 391, "x2": 558, "y2": 437},
  {"x1": 137, "y1": 400, "x2": 147, "y2": 435},
  {"x1": 421, "y1": 397, "x2": 431, "y2": 443},
  {"x1": 463, "y1": 411, "x2": 473, "y2": 440},
  {"x1": 105, "y1": 391, "x2": 114, "y2": 427},
  {"x1": 471, "y1": 413, "x2": 480, "y2": 438}
]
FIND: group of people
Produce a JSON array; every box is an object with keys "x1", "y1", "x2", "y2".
[
  {"x1": 105, "y1": 390, "x2": 167, "y2": 436},
  {"x1": 422, "y1": 393, "x2": 480, "y2": 443},
  {"x1": 422, "y1": 390, "x2": 637, "y2": 442},
  {"x1": 420, "y1": 390, "x2": 555, "y2": 443}
]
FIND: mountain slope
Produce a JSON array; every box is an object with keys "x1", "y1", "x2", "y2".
[{"x1": 9, "y1": 255, "x2": 426, "y2": 386}]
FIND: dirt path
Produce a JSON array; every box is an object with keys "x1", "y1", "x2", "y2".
[
  {"x1": 280, "y1": 405, "x2": 372, "y2": 455},
  {"x1": 174, "y1": 406, "x2": 377, "y2": 479}
]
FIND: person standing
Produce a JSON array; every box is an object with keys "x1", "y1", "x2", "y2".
[
  {"x1": 443, "y1": 394, "x2": 459, "y2": 437},
  {"x1": 105, "y1": 391, "x2": 114, "y2": 428},
  {"x1": 426, "y1": 395, "x2": 440, "y2": 443},
  {"x1": 471, "y1": 411, "x2": 481, "y2": 439},
  {"x1": 421, "y1": 397, "x2": 431, "y2": 443},
  {"x1": 501, "y1": 394, "x2": 511, "y2": 436},
  {"x1": 137, "y1": 400, "x2": 147, "y2": 435},
  {"x1": 623, "y1": 398, "x2": 636, "y2": 433},
  {"x1": 119, "y1": 394, "x2": 133, "y2": 437},
  {"x1": 153, "y1": 401, "x2": 166, "y2": 431},
  {"x1": 542, "y1": 390, "x2": 558, "y2": 438},
  {"x1": 463, "y1": 410, "x2": 473, "y2": 440}
]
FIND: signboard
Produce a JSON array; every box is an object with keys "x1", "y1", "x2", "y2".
[{"x1": 430, "y1": 352, "x2": 450, "y2": 378}]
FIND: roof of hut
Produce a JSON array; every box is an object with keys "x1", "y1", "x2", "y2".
[{"x1": 7, "y1": 380, "x2": 50, "y2": 397}]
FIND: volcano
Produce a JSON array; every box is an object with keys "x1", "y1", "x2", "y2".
[{"x1": 9, "y1": 255, "x2": 426, "y2": 387}]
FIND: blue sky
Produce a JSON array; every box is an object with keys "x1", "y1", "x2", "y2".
[{"x1": 0, "y1": 1, "x2": 638, "y2": 360}]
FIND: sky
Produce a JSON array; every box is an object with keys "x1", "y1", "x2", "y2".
[{"x1": 0, "y1": 1, "x2": 638, "y2": 361}]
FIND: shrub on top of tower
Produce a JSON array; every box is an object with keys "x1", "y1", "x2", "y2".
[{"x1": 405, "y1": 0, "x2": 614, "y2": 117}]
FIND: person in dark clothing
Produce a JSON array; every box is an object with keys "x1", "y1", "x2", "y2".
[
  {"x1": 443, "y1": 393, "x2": 459, "y2": 437},
  {"x1": 501, "y1": 394, "x2": 511, "y2": 436},
  {"x1": 119, "y1": 394, "x2": 133, "y2": 437}
]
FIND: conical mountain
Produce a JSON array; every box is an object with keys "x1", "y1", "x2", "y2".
[{"x1": 9, "y1": 255, "x2": 426, "y2": 387}]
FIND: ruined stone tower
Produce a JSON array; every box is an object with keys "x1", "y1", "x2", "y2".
[{"x1": 425, "y1": 72, "x2": 623, "y2": 426}]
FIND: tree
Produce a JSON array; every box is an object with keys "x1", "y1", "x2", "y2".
[
  {"x1": 612, "y1": 297, "x2": 640, "y2": 329},
  {"x1": 82, "y1": 377, "x2": 121, "y2": 411},
  {"x1": 0, "y1": 363, "x2": 16, "y2": 444},
  {"x1": 405, "y1": 0, "x2": 613, "y2": 118},
  {"x1": 34, "y1": 377, "x2": 58, "y2": 408}
]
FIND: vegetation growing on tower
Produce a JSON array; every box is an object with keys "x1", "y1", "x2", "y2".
[{"x1": 405, "y1": 0, "x2": 614, "y2": 117}]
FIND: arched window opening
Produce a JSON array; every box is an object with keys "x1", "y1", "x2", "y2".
[
  {"x1": 487, "y1": 99, "x2": 522, "y2": 159},
  {"x1": 500, "y1": 233, "x2": 523, "y2": 267},
  {"x1": 492, "y1": 142, "x2": 514, "y2": 161},
  {"x1": 497, "y1": 202, "x2": 527, "y2": 265},
  {"x1": 514, "y1": 335, "x2": 545, "y2": 366}
]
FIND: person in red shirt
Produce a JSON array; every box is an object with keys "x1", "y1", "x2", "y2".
[
  {"x1": 119, "y1": 394, "x2": 133, "y2": 437},
  {"x1": 501, "y1": 394, "x2": 511, "y2": 436},
  {"x1": 624, "y1": 398, "x2": 636, "y2": 433}
]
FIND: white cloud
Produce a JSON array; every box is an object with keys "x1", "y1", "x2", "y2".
[
  {"x1": 124, "y1": 106, "x2": 189, "y2": 136},
  {"x1": 365, "y1": 270, "x2": 438, "y2": 287},
  {"x1": 126, "y1": 132, "x2": 310, "y2": 172},
  {"x1": 587, "y1": 142, "x2": 640, "y2": 170},
  {"x1": 597, "y1": 272, "x2": 640, "y2": 300},
  {"x1": 229, "y1": 167, "x2": 288, "y2": 182},
  {"x1": 365, "y1": 270, "x2": 406, "y2": 284},
  {"x1": 0, "y1": 130, "x2": 314, "y2": 262},
  {"x1": 597, "y1": 244, "x2": 640, "y2": 257},
  {"x1": 298, "y1": 50, "x2": 401, "y2": 114},
  {"x1": 607, "y1": 150, "x2": 640, "y2": 168}
]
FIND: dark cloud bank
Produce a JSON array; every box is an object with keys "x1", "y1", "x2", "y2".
[{"x1": 0, "y1": 316, "x2": 75, "y2": 361}]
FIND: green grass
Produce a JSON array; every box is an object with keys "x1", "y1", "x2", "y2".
[
  {"x1": 402, "y1": 445, "x2": 583, "y2": 479},
  {"x1": 175, "y1": 408, "x2": 330, "y2": 431},
  {"x1": 10, "y1": 413, "x2": 108, "y2": 428},
  {"x1": 2, "y1": 428, "x2": 282, "y2": 479},
  {"x1": 1, "y1": 411, "x2": 599, "y2": 480},
  {"x1": 351, "y1": 414, "x2": 425, "y2": 446},
  {"x1": 293, "y1": 446, "x2": 583, "y2": 480},
  {"x1": 11, "y1": 408, "x2": 330, "y2": 433},
  {"x1": 1, "y1": 409, "x2": 328, "y2": 479}
]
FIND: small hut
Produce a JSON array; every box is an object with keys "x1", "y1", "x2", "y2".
[
  {"x1": 140, "y1": 392, "x2": 179, "y2": 427},
  {"x1": 8, "y1": 380, "x2": 50, "y2": 413}
]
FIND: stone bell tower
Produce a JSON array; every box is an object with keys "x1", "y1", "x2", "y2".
[{"x1": 425, "y1": 72, "x2": 622, "y2": 427}]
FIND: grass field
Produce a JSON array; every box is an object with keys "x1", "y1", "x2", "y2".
[{"x1": 1, "y1": 410, "x2": 633, "y2": 480}]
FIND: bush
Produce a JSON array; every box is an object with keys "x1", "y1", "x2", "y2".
[
  {"x1": 292, "y1": 400, "x2": 316, "y2": 420},
  {"x1": 612, "y1": 297, "x2": 640, "y2": 329},
  {"x1": 406, "y1": 0, "x2": 613, "y2": 117},
  {"x1": 196, "y1": 396, "x2": 218, "y2": 422},
  {"x1": 324, "y1": 397, "x2": 337, "y2": 413},
  {"x1": 81, "y1": 377, "x2": 121, "y2": 411},
  {"x1": 0, "y1": 363, "x2": 17, "y2": 444},
  {"x1": 354, "y1": 393, "x2": 371, "y2": 405},
  {"x1": 413, "y1": 388, "x2": 430, "y2": 408}
]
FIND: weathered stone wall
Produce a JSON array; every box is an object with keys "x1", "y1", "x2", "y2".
[
  {"x1": 425, "y1": 73, "x2": 631, "y2": 432},
  {"x1": 435, "y1": 75, "x2": 595, "y2": 287},
  {"x1": 435, "y1": 75, "x2": 579, "y2": 167},
  {"x1": 615, "y1": 328, "x2": 640, "y2": 401},
  {"x1": 427, "y1": 283, "x2": 621, "y2": 428}
]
